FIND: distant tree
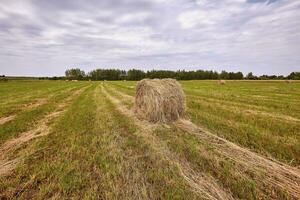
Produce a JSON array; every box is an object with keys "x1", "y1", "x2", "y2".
[
  {"x1": 49, "y1": 76, "x2": 65, "y2": 80},
  {"x1": 146, "y1": 70, "x2": 176, "y2": 79},
  {"x1": 127, "y1": 69, "x2": 145, "y2": 80},
  {"x1": 287, "y1": 72, "x2": 300, "y2": 80},
  {"x1": 277, "y1": 75, "x2": 284, "y2": 80},
  {"x1": 119, "y1": 70, "x2": 127, "y2": 80},
  {"x1": 236, "y1": 72, "x2": 244, "y2": 80},
  {"x1": 88, "y1": 69, "x2": 122, "y2": 80},
  {"x1": 246, "y1": 72, "x2": 257, "y2": 80},
  {"x1": 65, "y1": 68, "x2": 85, "y2": 80},
  {"x1": 259, "y1": 75, "x2": 269, "y2": 80},
  {"x1": 219, "y1": 70, "x2": 228, "y2": 79},
  {"x1": 74, "y1": 68, "x2": 296, "y2": 81},
  {"x1": 259, "y1": 74, "x2": 280, "y2": 80},
  {"x1": 0, "y1": 75, "x2": 7, "y2": 81},
  {"x1": 227, "y1": 72, "x2": 234, "y2": 80}
]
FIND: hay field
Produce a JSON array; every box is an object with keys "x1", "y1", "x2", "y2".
[{"x1": 1, "y1": 80, "x2": 300, "y2": 199}]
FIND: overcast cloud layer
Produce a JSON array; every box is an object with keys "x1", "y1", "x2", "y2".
[{"x1": 0, "y1": 0, "x2": 299, "y2": 76}]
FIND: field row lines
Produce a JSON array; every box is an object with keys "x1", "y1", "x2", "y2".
[
  {"x1": 0, "y1": 86, "x2": 89, "y2": 176},
  {"x1": 101, "y1": 85, "x2": 232, "y2": 200},
  {"x1": 0, "y1": 85, "x2": 85, "y2": 125},
  {"x1": 105, "y1": 84, "x2": 300, "y2": 199}
]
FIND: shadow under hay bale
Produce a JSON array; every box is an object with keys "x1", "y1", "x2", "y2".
[{"x1": 135, "y1": 78, "x2": 186, "y2": 123}]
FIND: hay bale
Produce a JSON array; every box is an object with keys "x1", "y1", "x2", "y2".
[
  {"x1": 135, "y1": 78, "x2": 185, "y2": 123},
  {"x1": 218, "y1": 80, "x2": 226, "y2": 85}
]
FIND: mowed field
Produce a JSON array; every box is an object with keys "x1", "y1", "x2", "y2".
[{"x1": 0, "y1": 80, "x2": 299, "y2": 199}]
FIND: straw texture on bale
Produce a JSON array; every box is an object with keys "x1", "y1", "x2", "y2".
[{"x1": 135, "y1": 79, "x2": 185, "y2": 123}]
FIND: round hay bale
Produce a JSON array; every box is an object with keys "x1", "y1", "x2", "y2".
[
  {"x1": 218, "y1": 80, "x2": 226, "y2": 85},
  {"x1": 135, "y1": 78, "x2": 185, "y2": 123}
]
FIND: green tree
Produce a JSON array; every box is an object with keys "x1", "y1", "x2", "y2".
[
  {"x1": 65, "y1": 68, "x2": 85, "y2": 80},
  {"x1": 220, "y1": 70, "x2": 229, "y2": 79},
  {"x1": 88, "y1": 69, "x2": 123, "y2": 80},
  {"x1": 287, "y1": 72, "x2": 300, "y2": 80},
  {"x1": 246, "y1": 72, "x2": 256, "y2": 80},
  {"x1": 127, "y1": 69, "x2": 145, "y2": 80}
]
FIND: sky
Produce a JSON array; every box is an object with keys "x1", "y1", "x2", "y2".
[{"x1": 0, "y1": 0, "x2": 299, "y2": 76}]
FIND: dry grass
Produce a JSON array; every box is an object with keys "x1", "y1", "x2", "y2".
[
  {"x1": 135, "y1": 79, "x2": 185, "y2": 123},
  {"x1": 0, "y1": 87, "x2": 87, "y2": 176},
  {"x1": 2, "y1": 80, "x2": 300, "y2": 199},
  {"x1": 0, "y1": 98, "x2": 48, "y2": 126},
  {"x1": 102, "y1": 85, "x2": 233, "y2": 200},
  {"x1": 175, "y1": 119, "x2": 300, "y2": 198},
  {"x1": 0, "y1": 115, "x2": 16, "y2": 125},
  {"x1": 110, "y1": 83, "x2": 300, "y2": 199},
  {"x1": 1, "y1": 84, "x2": 203, "y2": 199}
]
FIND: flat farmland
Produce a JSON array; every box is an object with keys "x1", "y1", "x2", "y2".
[
  {"x1": 1, "y1": 80, "x2": 300, "y2": 199},
  {"x1": 110, "y1": 80, "x2": 300, "y2": 166}
]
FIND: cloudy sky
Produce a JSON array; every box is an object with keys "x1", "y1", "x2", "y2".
[{"x1": 0, "y1": 0, "x2": 299, "y2": 76}]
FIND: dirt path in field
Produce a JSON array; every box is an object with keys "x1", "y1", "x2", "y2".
[
  {"x1": 102, "y1": 85, "x2": 233, "y2": 200},
  {"x1": 107, "y1": 85, "x2": 300, "y2": 199},
  {"x1": 0, "y1": 87, "x2": 87, "y2": 176}
]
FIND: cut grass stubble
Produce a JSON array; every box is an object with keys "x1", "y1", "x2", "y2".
[{"x1": 105, "y1": 83, "x2": 300, "y2": 199}]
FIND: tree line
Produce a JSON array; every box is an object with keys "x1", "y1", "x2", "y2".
[
  {"x1": 14, "y1": 68, "x2": 293, "y2": 81},
  {"x1": 61, "y1": 68, "x2": 300, "y2": 81},
  {"x1": 64, "y1": 68, "x2": 243, "y2": 80},
  {"x1": 2, "y1": 70, "x2": 298, "y2": 81}
]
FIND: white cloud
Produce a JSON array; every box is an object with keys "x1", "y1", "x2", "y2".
[
  {"x1": 117, "y1": 12, "x2": 151, "y2": 23},
  {"x1": 0, "y1": 0, "x2": 299, "y2": 76}
]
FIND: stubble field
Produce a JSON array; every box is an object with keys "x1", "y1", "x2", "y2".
[{"x1": 0, "y1": 80, "x2": 299, "y2": 199}]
